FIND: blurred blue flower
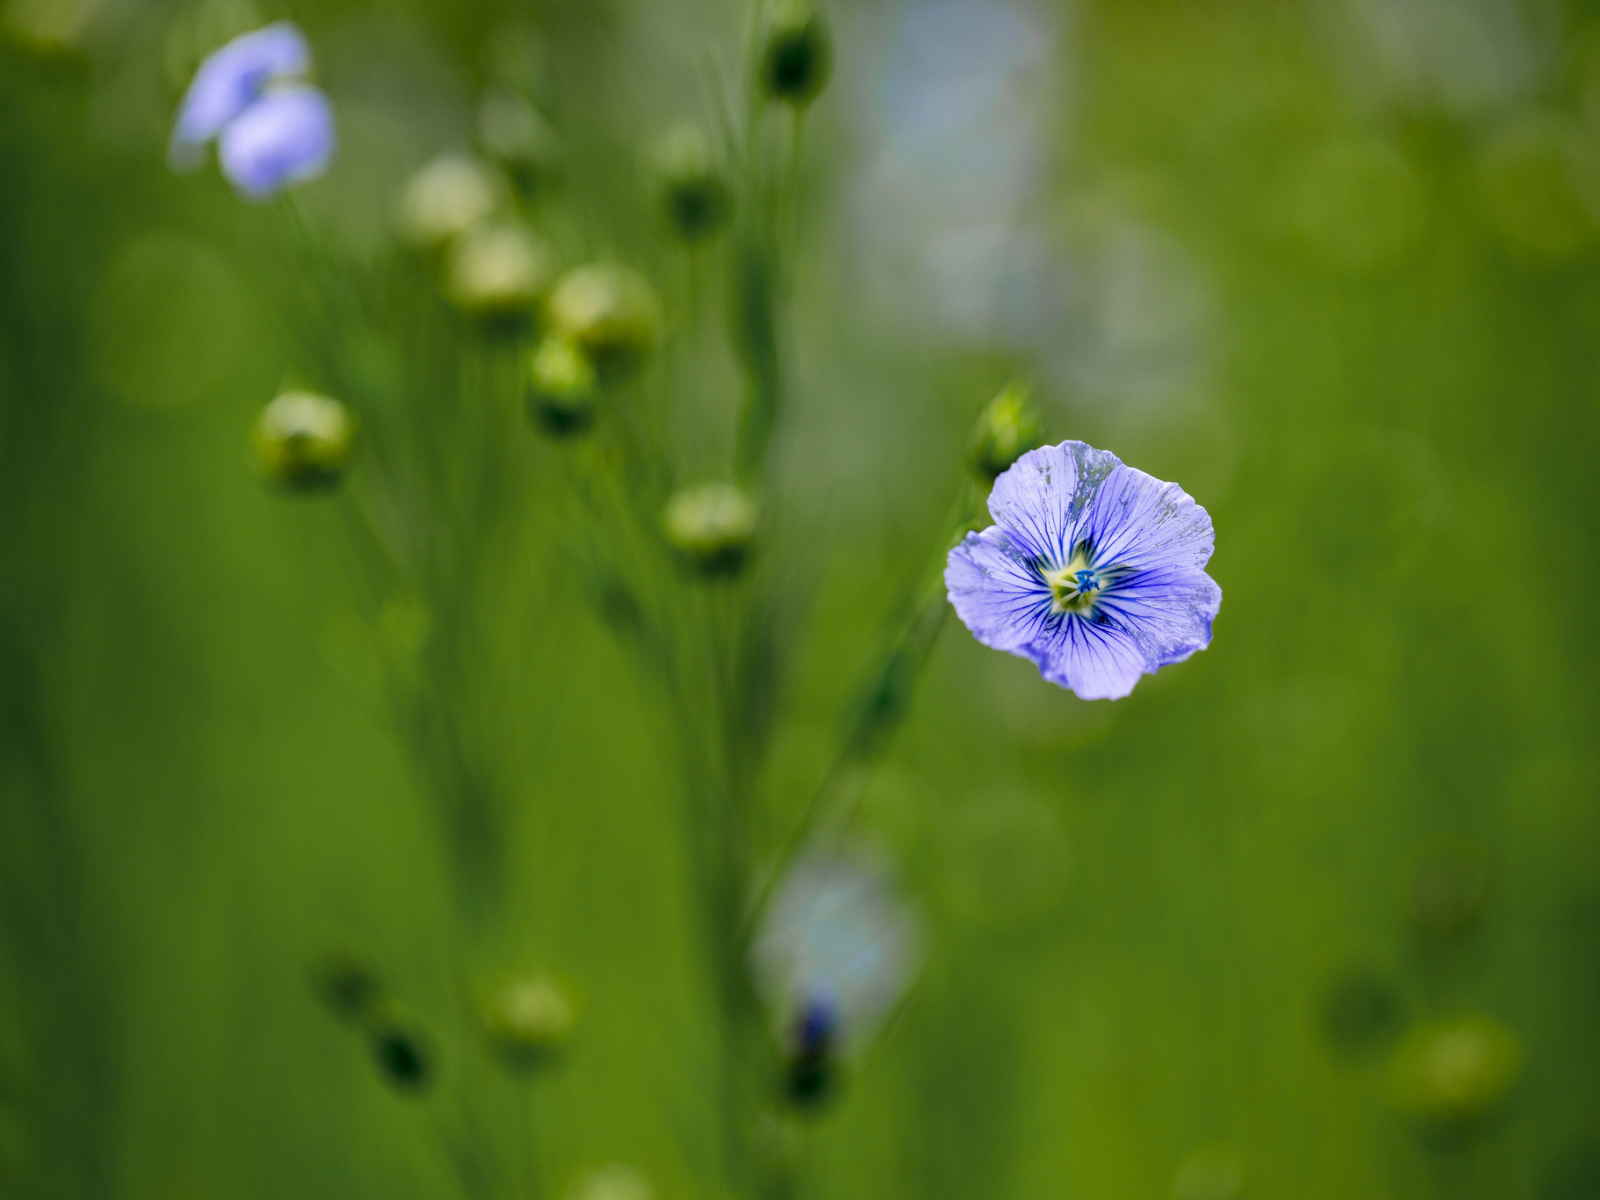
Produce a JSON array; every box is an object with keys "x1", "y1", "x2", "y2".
[
  {"x1": 947, "y1": 441, "x2": 1221, "y2": 700},
  {"x1": 752, "y1": 853, "x2": 919, "y2": 1049},
  {"x1": 794, "y1": 993, "x2": 840, "y2": 1056},
  {"x1": 168, "y1": 22, "x2": 334, "y2": 200},
  {"x1": 218, "y1": 85, "x2": 335, "y2": 199}
]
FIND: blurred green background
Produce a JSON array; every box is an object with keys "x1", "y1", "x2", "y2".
[{"x1": 3, "y1": 0, "x2": 1600, "y2": 1198}]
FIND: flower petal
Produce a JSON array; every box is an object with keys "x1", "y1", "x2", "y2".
[
  {"x1": 1076, "y1": 461, "x2": 1215, "y2": 576},
  {"x1": 1096, "y1": 566, "x2": 1221, "y2": 670},
  {"x1": 218, "y1": 86, "x2": 335, "y2": 200},
  {"x1": 169, "y1": 22, "x2": 311, "y2": 166},
  {"x1": 1034, "y1": 616, "x2": 1148, "y2": 700},
  {"x1": 986, "y1": 440, "x2": 1120, "y2": 561},
  {"x1": 946, "y1": 526, "x2": 1053, "y2": 654}
]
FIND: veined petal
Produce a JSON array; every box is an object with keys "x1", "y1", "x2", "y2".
[
  {"x1": 1034, "y1": 616, "x2": 1147, "y2": 700},
  {"x1": 170, "y1": 22, "x2": 311, "y2": 166},
  {"x1": 218, "y1": 86, "x2": 335, "y2": 200},
  {"x1": 1096, "y1": 566, "x2": 1222, "y2": 668},
  {"x1": 1076, "y1": 462, "x2": 1215, "y2": 576},
  {"x1": 986, "y1": 440, "x2": 1119, "y2": 561},
  {"x1": 946, "y1": 527, "x2": 1053, "y2": 654}
]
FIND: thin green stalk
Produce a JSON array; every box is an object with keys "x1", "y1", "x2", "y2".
[{"x1": 744, "y1": 479, "x2": 982, "y2": 940}]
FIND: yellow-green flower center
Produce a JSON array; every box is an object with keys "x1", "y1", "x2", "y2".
[{"x1": 1044, "y1": 551, "x2": 1104, "y2": 615}]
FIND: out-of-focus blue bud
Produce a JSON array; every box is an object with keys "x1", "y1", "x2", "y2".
[
  {"x1": 217, "y1": 84, "x2": 335, "y2": 201},
  {"x1": 759, "y1": 0, "x2": 833, "y2": 106},
  {"x1": 784, "y1": 992, "x2": 841, "y2": 1108},
  {"x1": 169, "y1": 22, "x2": 310, "y2": 168},
  {"x1": 752, "y1": 852, "x2": 920, "y2": 1054}
]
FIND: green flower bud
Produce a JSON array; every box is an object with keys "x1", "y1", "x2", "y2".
[
  {"x1": 760, "y1": 0, "x2": 833, "y2": 107},
  {"x1": 398, "y1": 154, "x2": 499, "y2": 250},
  {"x1": 526, "y1": 337, "x2": 598, "y2": 436},
  {"x1": 481, "y1": 976, "x2": 576, "y2": 1068},
  {"x1": 445, "y1": 223, "x2": 556, "y2": 321},
  {"x1": 478, "y1": 91, "x2": 563, "y2": 197},
  {"x1": 546, "y1": 264, "x2": 663, "y2": 379},
  {"x1": 662, "y1": 483, "x2": 758, "y2": 576},
  {"x1": 652, "y1": 124, "x2": 732, "y2": 242},
  {"x1": 250, "y1": 391, "x2": 356, "y2": 491},
  {"x1": 1388, "y1": 1015, "x2": 1521, "y2": 1127},
  {"x1": 968, "y1": 380, "x2": 1042, "y2": 482}
]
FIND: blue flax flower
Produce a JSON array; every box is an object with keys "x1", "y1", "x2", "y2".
[
  {"x1": 169, "y1": 22, "x2": 334, "y2": 200},
  {"x1": 946, "y1": 440, "x2": 1221, "y2": 700},
  {"x1": 218, "y1": 85, "x2": 335, "y2": 199},
  {"x1": 752, "y1": 854, "x2": 919, "y2": 1050}
]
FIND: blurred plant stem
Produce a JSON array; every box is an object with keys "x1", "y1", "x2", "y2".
[
  {"x1": 0, "y1": 53, "x2": 118, "y2": 1196},
  {"x1": 274, "y1": 198, "x2": 539, "y2": 937}
]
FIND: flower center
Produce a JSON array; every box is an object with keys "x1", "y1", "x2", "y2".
[{"x1": 1044, "y1": 551, "x2": 1105, "y2": 615}]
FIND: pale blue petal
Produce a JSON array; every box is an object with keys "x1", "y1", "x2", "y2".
[
  {"x1": 217, "y1": 86, "x2": 335, "y2": 200},
  {"x1": 169, "y1": 22, "x2": 311, "y2": 166},
  {"x1": 1096, "y1": 566, "x2": 1222, "y2": 670},
  {"x1": 1035, "y1": 616, "x2": 1147, "y2": 700},
  {"x1": 1074, "y1": 462, "x2": 1215, "y2": 576},
  {"x1": 986, "y1": 440, "x2": 1119, "y2": 561},
  {"x1": 945, "y1": 527, "x2": 1053, "y2": 653}
]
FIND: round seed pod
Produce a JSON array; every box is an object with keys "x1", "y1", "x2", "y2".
[
  {"x1": 1387, "y1": 1015, "x2": 1521, "y2": 1127},
  {"x1": 760, "y1": 0, "x2": 833, "y2": 107},
  {"x1": 968, "y1": 380, "x2": 1043, "y2": 482},
  {"x1": 662, "y1": 483, "x2": 758, "y2": 576},
  {"x1": 445, "y1": 222, "x2": 556, "y2": 321},
  {"x1": 481, "y1": 976, "x2": 576, "y2": 1069},
  {"x1": 652, "y1": 124, "x2": 732, "y2": 242},
  {"x1": 250, "y1": 390, "x2": 356, "y2": 491},
  {"x1": 398, "y1": 154, "x2": 498, "y2": 250},
  {"x1": 526, "y1": 337, "x2": 598, "y2": 435},
  {"x1": 546, "y1": 264, "x2": 663, "y2": 379}
]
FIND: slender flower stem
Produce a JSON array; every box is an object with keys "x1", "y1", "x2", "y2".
[{"x1": 744, "y1": 479, "x2": 982, "y2": 943}]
